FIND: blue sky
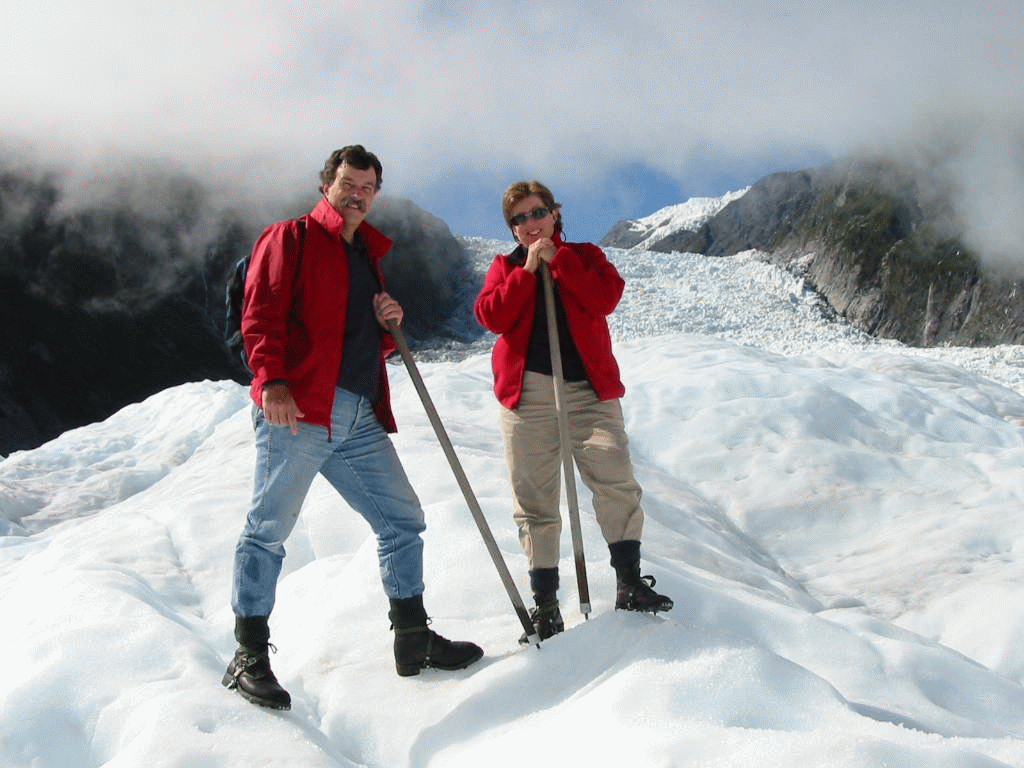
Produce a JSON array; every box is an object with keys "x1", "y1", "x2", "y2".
[
  {"x1": 2, "y1": 2, "x2": 1022, "y2": 249},
  {"x1": 416, "y1": 152, "x2": 830, "y2": 243}
]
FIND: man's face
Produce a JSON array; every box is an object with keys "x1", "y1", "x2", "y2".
[{"x1": 323, "y1": 162, "x2": 379, "y2": 228}]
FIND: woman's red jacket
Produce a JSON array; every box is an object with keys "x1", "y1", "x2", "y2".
[{"x1": 474, "y1": 236, "x2": 626, "y2": 410}]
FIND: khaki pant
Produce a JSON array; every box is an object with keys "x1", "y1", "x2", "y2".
[{"x1": 499, "y1": 371, "x2": 644, "y2": 570}]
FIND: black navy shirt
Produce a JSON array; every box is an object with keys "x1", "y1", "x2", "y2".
[
  {"x1": 508, "y1": 245, "x2": 588, "y2": 382},
  {"x1": 337, "y1": 233, "x2": 383, "y2": 400}
]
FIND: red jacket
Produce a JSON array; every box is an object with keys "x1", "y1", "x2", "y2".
[
  {"x1": 474, "y1": 235, "x2": 626, "y2": 409},
  {"x1": 243, "y1": 197, "x2": 398, "y2": 432}
]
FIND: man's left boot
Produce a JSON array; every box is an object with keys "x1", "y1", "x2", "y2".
[
  {"x1": 388, "y1": 595, "x2": 484, "y2": 677},
  {"x1": 609, "y1": 540, "x2": 674, "y2": 613}
]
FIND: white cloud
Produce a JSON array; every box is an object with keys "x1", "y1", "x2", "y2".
[{"x1": 3, "y1": 0, "x2": 1022, "y2": 247}]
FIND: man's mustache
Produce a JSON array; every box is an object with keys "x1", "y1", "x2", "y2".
[{"x1": 345, "y1": 197, "x2": 367, "y2": 212}]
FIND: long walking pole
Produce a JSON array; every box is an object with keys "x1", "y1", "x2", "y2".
[
  {"x1": 386, "y1": 319, "x2": 540, "y2": 646},
  {"x1": 539, "y1": 264, "x2": 591, "y2": 618}
]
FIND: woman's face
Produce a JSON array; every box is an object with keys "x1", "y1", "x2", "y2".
[{"x1": 508, "y1": 194, "x2": 558, "y2": 246}]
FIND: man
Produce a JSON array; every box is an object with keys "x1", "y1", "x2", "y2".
[{"x1": 222, "y1": 145, "x2": 482, "y2": 710}]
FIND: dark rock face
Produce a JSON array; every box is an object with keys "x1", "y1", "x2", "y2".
[
  {"x1": 366, "y1": 196, "x2": 477, "y2": 344},
  {"x1": 602, "y1": 159, "x2": 1024, "y2": 348},
  {"x1": 0, "y1": 159, "x2": 478, "y2": 456}
]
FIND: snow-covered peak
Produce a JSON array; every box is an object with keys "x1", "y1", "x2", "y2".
[{"x1": 622, "y1": 187, "x2": 750, "y2": 249}]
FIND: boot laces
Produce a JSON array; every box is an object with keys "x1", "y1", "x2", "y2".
[{"x1": 229, "y1": 643, "x2": 277, "y2": 686}]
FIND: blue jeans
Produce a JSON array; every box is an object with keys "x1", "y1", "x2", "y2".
[{"x1": 232, "y1": 388, "x2": 426, "y2": 617}]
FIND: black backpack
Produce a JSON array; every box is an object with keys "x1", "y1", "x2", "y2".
[{"x1": 224, "y1": 218, "x2": 307, "y2": 374}]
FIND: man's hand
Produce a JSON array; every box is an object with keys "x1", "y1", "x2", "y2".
[
  {"x1": 262, "y1": 382, "x2": 304, "y2": 435},
  {"x1": 374, "y1": 292, "x2": 404, "y2": 328}
]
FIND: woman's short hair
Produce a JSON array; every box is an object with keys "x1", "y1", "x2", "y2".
[{"x1": 501, "y1": 180, "x2": 563, "y2": 234}]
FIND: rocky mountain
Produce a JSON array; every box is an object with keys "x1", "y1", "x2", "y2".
[
  {"x1": 6, "y1": 153, "x2": 1021, "y2": 457},
  {"x1": 0, "y1": 158, "x2": 479, "y2": 456},
  {"x1": 601, "y1": 159, "x2": 1024, "y2": 348}
]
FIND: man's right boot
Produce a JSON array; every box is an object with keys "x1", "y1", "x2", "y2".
[
  {"x1": 221, "y1": 616, "x2": 291, "y2": 710},
  {"x1": 519, "y1": 567, "x2": 564, "y2": 644}
]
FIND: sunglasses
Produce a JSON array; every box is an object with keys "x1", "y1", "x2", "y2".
[{"x1": 508, "y1": 206, "x2": 551, "y2": 227}]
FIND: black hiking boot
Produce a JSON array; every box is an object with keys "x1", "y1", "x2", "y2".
[
  {"x1": 222, "y1": 645, "x2": 291, "y2": 710},
  {"x1": 519, "y1": 593, "x2": 564, "y2": 644},
  {"x1": 615, "y1": 563, "x2": 674, "y2": 613},
  {"x1": 389, "y1": 595, "x2": 484, "y2": 677},
  {"x1": 222, "y1": 615, "x2": 291, "y2": 710}
]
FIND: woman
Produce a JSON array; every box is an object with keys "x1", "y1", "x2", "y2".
[{"x1": 474, "y1": 180, "x2": 673, "y2": 642}]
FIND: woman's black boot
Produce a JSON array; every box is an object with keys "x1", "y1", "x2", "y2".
[
  {"x1": 519, "y1": 567, "x2": 564, "y2": 644},
  {"x1": 609, "y1": 541, "x2": 674, "y2": 613}
]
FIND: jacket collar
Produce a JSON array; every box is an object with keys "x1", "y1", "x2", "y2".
[{"x1": 309, "y1": 197, "x2": 394, "y2": 260}]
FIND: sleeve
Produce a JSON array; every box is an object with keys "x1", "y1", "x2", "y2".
[
  {"x1": 549, "y1": 242, "x2": 624, "y2": 318},
  {"x1": 241, "y1": 220, "x2": 305, "y2": 385},
  {"x1": 473, "y1": 254, "x2": 538, "y2": 334}
]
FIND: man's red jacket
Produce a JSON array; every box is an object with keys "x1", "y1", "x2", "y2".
[
  {"x1": 242, "y1": 197, "x2": 398, "y2": 433},
  {"x1": 474, "y1": 235, "x2": 626, "y2": 410}
]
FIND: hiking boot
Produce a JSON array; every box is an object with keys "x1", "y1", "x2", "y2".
[
  {"x1": 389, "y1": 595, "x2": 483, "y2": 677},
  {"x1": 519, "y1": 594, "x2": 564, "y2": 644},
  {"x1": 518, "y1": 567, "x2": 563, "y2": 643},
  {"x1": 393, "y1": 626, "x2": 485, "y2": 676},
  {"x1": 615, "y1": 563, "x2": 674, "y2": 613},
  {"x1": 222, "y1": 646, "x2": 291, "y2": 710}
]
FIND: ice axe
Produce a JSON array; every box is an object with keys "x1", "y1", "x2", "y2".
[
  {"x1": 540, "y1": 263, "x2": 591, "y2": 618},
  {"x1": 385, "y1": 318, "x2": 540, "y2": 647}
]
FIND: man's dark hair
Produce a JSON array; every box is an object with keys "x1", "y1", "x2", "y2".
[{"x1": 319, "y1": 145, "x2": 383, "y2": 192}]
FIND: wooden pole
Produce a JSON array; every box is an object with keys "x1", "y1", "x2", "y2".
[{"x1": 539, "y1": 264, "x2": 591, "y2": 618}]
